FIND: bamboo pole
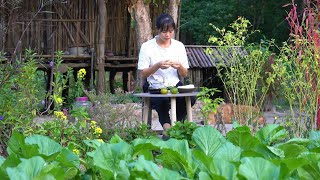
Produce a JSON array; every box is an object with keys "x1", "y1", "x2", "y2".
[
  {"x1": 52, "y1": 5, "x2": 76, "y2": 45},
  {"x1": 58, "y1": 4, "x2": 90, "y2": 45}
]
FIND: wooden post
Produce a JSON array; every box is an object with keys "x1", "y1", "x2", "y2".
[{"x1": 96, "y1": 0, "x2": 106, "y2": 94}]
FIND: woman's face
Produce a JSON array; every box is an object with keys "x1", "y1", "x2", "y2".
[{"x1": 158, "y1": 27, "x2": 175, "y2": 41}]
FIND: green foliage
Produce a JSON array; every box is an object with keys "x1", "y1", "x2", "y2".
[
  {"x1": 180, "y1": 0, "x2": 238, "y2": 44},
  {"x1": 206, "y1": 17, "x2": 273, "y2": 128},
  {"x1": 197, "y1": 87, "x2": 224, "y2": 123},
  {"x1": 270, "y1": 0, "x2": 320, "y2": 134},
  {"x1": 73, "y1": 68, "x2": 86, "y2": 98},
  {"x1": 87, "y1": 92, "x2": 155, "y2": 142},
  {"x1": 123, "y1": 123, "x2": 157, "y2": 142},
  {"x1": 109, "y1": 89, "x2": 141, "y2": 104},
  {"x1": 236, "y1": 0, "x2": 290, "y2": 45},
  {"x1": 0, "y1": 49, "x2": 45, "y2": 155},
  {"x1": 2, "y1": 131, "x2": 80, "y2": 179},
  {"x1": 50, "y1": 51, "x2": 73, "y2": 110},
  {"x1": 1, "y1": 126, "x2": 320, "y2": 179},
  {"x1": 28, "y1": 108, "x2": 103, "y2": 158},
  {"x1": 166, "y1": 121, "x2": 199, "y2": 147},
  {"x1": 272, "y1": 40, "x2": 320, "y2": 136},
  {"x1": 180, "y1": 0, "x2": 289, "y2": 45}
]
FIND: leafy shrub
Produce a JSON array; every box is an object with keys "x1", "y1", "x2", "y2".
[
  {"x1": 1, "y1": 125, "x2": 319, "y2": 179},
  {"x1": 197, "y1": 87, "x2": 224, "y2": 123},
  {"x1": 271, "y1": 1, "x2": 320, "y2": 136},
  {"x1": 109, "y1": 88, "x2": 141, "y2": 104},
  {"x1": 166, "y1": 121, "x2": 199, "y2": 147},
  {"x1": 206, "y1": 17, "x2": 272, "y2": 129},
  {"x1": 0, "y1": 49, "x2": 44, "y2": 156}
]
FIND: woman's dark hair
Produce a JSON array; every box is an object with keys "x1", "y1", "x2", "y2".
[{"x1": 156, "y1": 13, "x2": 175, "y2": 32}]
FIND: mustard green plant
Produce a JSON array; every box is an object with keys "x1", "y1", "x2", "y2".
[
  {"x1": 50, "y1": 50, "x2": 73, "y2": 110},
  {"x1": 74, "y1": 68, "x2": 86, "y2": 98},
  {"x1": 32, "y1": 107, "x2": 103, "y2": 157}
]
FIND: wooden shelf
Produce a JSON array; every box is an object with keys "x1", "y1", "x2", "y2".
[
  {"x1": 104, "y1": 63, "x2": 137, "y2": 68},
  {"x1": 37, "y1": 63, "x2": 91, "y2": 70},
  {"x1": 106, "y1": 56, "x2": 137, "y2": 61}
]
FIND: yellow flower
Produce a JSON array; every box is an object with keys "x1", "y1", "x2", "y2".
[
  {"x1": 61, "y1": 115, "x2": 67, "y2": 121},
  {"x1": 77, "y1": 68, "x2": 86, "y2": 79},
  {"x1": 54, "y1": 111, "x2": 67, "y2": 120},
  {"x1": 54, "y1": 111, "x2": 63, "y2": 117},
  {"x1": 97, "y1": 139, "x2": 104, "y2": 143},
  {"x1": 90, "y1": 121, "x2": 97, "y2": 129},
  {"x1": 94, "y1": 127, "x2": 103, "y2": 134},
  {"x1": 55, "y1": 97, "x2": 63, "y2": 106},
  {"x1": 72, "y1": 149, "x2": 80, "y2": 155}
]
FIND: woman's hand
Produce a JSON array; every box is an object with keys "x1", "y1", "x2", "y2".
[
  {"x1": 170, "y1": 60, "x2": 188, "y2": 77},
  {"x1": 170, "y1": 60, "x2": 181, "y2": 69},
  {"x1": 158, "y1": 60, "x2": 172, "y2": 69}
]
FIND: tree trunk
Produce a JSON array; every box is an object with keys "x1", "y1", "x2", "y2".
[
  {"x1": 96, "y1": 0, "x2": 106, "y2": 94},
  {"x1": 130, "y1": 0, "x2": 153, "y2": 50},
  {"x1": 0, "y1": 16, "x2": 5, "y2": 50},
  {"x1": 128, "y1": 0, "x2": 153, "y2": 90},
  {"x1": 168, "y1": 0, "x2": 181, "y2": 39}
]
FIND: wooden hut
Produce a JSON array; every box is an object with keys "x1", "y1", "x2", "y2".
[
  {"x1": 185, "y1": 45, "x2": 247, "y2": 99},
  {"x1": 0, "y1": 0, "x2": 170, "y2": 93}
]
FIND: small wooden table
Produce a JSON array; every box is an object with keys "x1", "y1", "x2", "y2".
[{"x1": 133, "y1": 92, "x2": 199, "y2": 126}]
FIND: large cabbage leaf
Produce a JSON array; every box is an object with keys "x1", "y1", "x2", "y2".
[
  {"x1": 193, "y1": 149, "x2": 237, "y2": 179},
  {"x1": 132, "y1": 137, "x2": 166, "y2": 160},
  {"x1": 239, "y1": 157, "x2": 280, "y2": 180},
  {"x1": 7, "y1": 131, "x2": 39, "y2": 158},
  {"x1": 128, "y1": 156, "x2": 183, "y2": 179},
  {"x1": 157, "y1": 138, "x2": 197, "y2": 179},
  {"x1": 214, "y1": 141, "x2": 241, "y2": 162},
  {"x1": 89, "y1": 141, "x2": 132, "y2": 179},
  {"x1": 55, "y1": 148, "x2": 80, "y2": 168},
  {"x1": 227, "y1": 126, "x2": 278, "y2": 159},
  {"x1": 309, "y1": 131, "x2": 320, "y2": 149},
  {"x1": 6, "y1": 156, "x2": 64, "y2": 180},
  {"x1": 255, "y1": 124, "x2": 288, "y2": 145},
  {"x1": 25, "y1": 135, "x2": 62, "y2": 157},
  {"x1": 192, "y1": 126, "x2": 226, "y2": 157}
]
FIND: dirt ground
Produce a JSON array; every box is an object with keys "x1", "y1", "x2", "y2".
[{"x1": 33, "y1": 101, "x2": 290, "y2": 132}]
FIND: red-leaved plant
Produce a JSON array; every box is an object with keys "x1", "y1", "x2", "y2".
[{"x1": 285, "y1": 0, "x2": 320, "y2": 129}]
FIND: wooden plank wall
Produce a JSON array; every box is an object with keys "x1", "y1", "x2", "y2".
[
  {"x1": 189, "y1": 67, "x2": 225, "y2": 99},
  {"x1": 105, "y1": 0, "x2": 130, "y2": 56},
  {"x1": 189, "y1": 68, "x2": 203, "y2": 88},
  {"x1": 5, "y1": 0, "x2": 95, "y2": 55},
  {"x1": 3, "y1": 0, "x2": 170, "y2": 57}
]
